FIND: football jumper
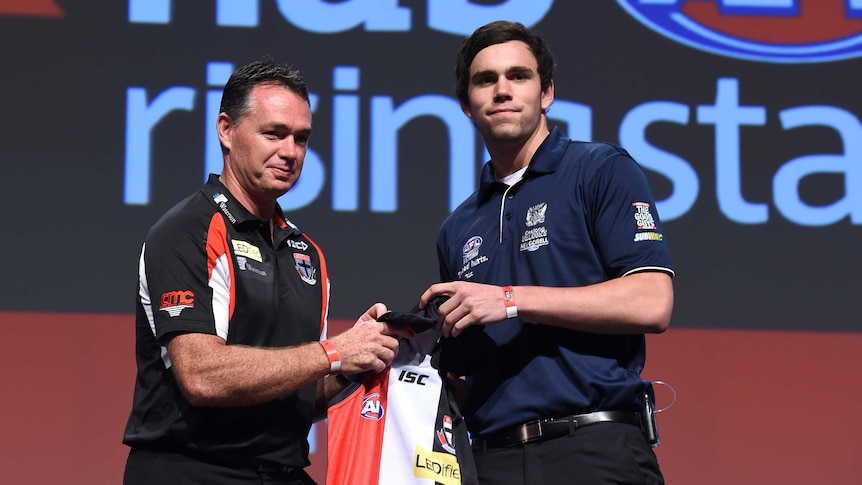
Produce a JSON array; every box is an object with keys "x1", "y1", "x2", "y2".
[
  {"x1": 123, "y1": 174, "x2": 330, "y2": 470},
  {"x1": 326, "y1": 302, "x2": 477, "y2": 485},
  {"x1": 436, "y1": 127, "x2": 675, "y2": 436}
]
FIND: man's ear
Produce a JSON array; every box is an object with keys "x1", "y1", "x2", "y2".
[
  {"x1": 541, "y1": 79, "x2": 555, "y2": 112},
  {"x1": 216, "y1": 112, "x2": 233, "y2": 150}
]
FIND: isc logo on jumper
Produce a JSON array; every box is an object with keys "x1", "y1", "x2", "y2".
[{"x1": 616, "y1": 0, "x2": 862, "y2": 63}]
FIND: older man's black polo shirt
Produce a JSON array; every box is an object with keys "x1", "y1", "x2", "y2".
[{"x1": 123, "y1": 174, "x2": 330, "y2": 469}]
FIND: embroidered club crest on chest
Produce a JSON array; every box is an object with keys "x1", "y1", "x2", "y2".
[
  {"x1": 525, "y1": 202, "x2": 547, "y2": 227},
  {"x1": 293, "y1": 253, "x2": 317, "y2": 285},
  {"x1": 436, "y1": 415, "x2": 457, "y2": 454},
  {"x1": 520, "y1": 202, "x2": 550, "y2": 252}
]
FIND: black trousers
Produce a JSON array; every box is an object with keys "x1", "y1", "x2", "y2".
[
  {"x1": 472, "y1": 422, "x2": 664, "y2": 485},
  {"x1": 123, "y1": 448, "x2": 316, "y2": 485}
]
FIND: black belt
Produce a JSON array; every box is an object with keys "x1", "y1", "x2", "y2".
[
  {"x1": 131, "y1": 447, "x2": 298, "y2": 476},
  {"x1": 215, "y1": 456, "x2": 296, "y2": 476},
  {"x1": 472, "y1": 410, "x2": 642, "y2": 451},
  {"x1": 255, "y1": 462, "x2": 296, "y2": 476},
  {"x1": 182, "y1": 449, "x2": 297, "y2": 476}
]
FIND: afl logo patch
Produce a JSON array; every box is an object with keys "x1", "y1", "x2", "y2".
[
  {"x1": 360, "y1": 394, "x2": 384, "y2": 421},
  {"x1": 462, "y1": 236, "x2": 483, "y2": 255},
  {"x1": 616, "y1": 0, "x2": 862, "y2": 63}
]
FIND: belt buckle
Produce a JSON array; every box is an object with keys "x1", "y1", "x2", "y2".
[
  {"x1": 258, "y1": 463, "x2": 293, "y2": 475},
  {"x1": 517, "y1": 419, "x2": 545, "y2": 444}
]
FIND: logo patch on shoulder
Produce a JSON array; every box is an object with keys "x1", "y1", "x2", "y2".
[
  {"x1": 293, "y1": 253, "x2": 317, "y2": 285},
  {"x1": 632, "y1": 202, "x2": 657, "y2": 230},
  {"x1": 632, "y1": 202, "x2": 664, "y2": 242},
  {"x1": 160, "y1": 290, "x2": 194, "y2": 317},
  {"x1": 286, "y1": 239, "x2": 309, "y2": 251},
  {"x1": 360, "y1": 393, "x2": 384, "y2": 421}
]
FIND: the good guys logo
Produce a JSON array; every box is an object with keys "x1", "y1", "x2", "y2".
[{"x1": 616, "y1": 0, "x2": 862, "y2": 63}]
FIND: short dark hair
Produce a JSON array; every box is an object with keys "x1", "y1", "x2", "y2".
[
  {"x1": 454, "y1": 20, "x2": 555, "y2": 106},
  {"x1": 219, "y1": 59, "x2": 310, "y2": 123}
]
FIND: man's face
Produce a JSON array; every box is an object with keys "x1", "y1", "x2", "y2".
[
  {"x1": 461, "y1": 40, "x2": 553, "y2": 146},
  {"x1": 218, "y1": 84, "x2": 312, "y2": 202}
]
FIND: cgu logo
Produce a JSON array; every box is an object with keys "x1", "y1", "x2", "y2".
[
  {"x1": 616, "y1": 0, "x2": 862, "y2": 63},
  {"x1": 0, "y1": 0, "x2": 63, "y2": 17}
]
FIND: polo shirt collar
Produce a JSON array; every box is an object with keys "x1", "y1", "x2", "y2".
[
  {"x1": 201, "y1": 174, "x2": 302, "y2": 237},
  {"x1": 477, "y1": 126, "x2": 568, "y2": 204}
]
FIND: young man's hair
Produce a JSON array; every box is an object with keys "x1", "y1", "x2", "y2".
[
  {"x1": 454, "y1": 20, "x2": 555, "y2": 105},
  {"x1": 219, "y1": 58, "x2": 310, "y2": 123}
]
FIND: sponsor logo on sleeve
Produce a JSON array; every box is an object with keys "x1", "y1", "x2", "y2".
[
  {"x1": 159, "y1": 290, "x2": 194, "y2": 317},
  {"x1": 633, "y1": 202, "x2": 657, "y2": 230},
  {"x1": 632, "y1": 201, "x2": 665, "y2": 242}
]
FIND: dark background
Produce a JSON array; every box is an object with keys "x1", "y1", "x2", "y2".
[
  {"x1": 2, "y1": 1, "x2": 860, "y2": 333},
  {"x1": 1, "y1": 1, "x2": 861, "y2": 484}
]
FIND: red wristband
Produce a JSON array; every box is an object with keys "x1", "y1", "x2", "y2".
[
  {"x1": 502, "y1": 285, "x2": 518, "y2": 319},
  {"x1": 319, "y1": 340, "x2": 341, "y2": 375}
]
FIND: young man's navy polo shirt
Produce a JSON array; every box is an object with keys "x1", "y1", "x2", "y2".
[{"x1": 436, "y1": 127, "x2": 674, "y2": 436}]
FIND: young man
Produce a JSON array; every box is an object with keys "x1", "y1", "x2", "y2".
[
  {"x1": 420, "y1": 21, "x2": 674, "y2": 484},
  {"x1": 122, "y1": 60, "x2": 410, "y2": 484}
]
